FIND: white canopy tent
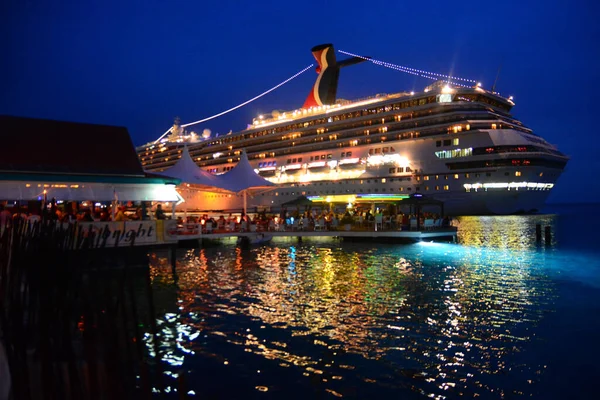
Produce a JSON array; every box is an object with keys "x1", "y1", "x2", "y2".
[
  {"x1": 219, "y1": 150, "x2": 276, "y2": 215},
  {"x1": 152, "y1": 148, "x2": 276, "y2": 215},
  {"x1": 153, "y1": 147, "x2": 228, "y2": 190}
]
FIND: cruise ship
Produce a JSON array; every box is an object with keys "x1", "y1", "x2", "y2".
[{"x1": 137, "y1": 44, "x2": 569, "y2": 215}]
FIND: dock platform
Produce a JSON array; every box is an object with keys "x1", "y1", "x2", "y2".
[{"x1": 199, "y1": 227, "x2": 458, "y2": 242}]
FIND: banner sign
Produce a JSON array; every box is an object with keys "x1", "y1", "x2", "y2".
[{"x1": 78, "y1": 221, "x2": 157, "y2": 247}]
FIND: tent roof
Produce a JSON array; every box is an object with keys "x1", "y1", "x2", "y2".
[
  {"x1": 218, "y1": 150, "x2": 276, "y2": 193},
  {"x1": 153, "y1": 147, "x2": 229, "y2": 190}
]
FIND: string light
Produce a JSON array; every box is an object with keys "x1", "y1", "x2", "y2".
[
  {"x1": 339, "y1": 50, "x2": 475, "y2": 87},
  {"x1": 153, "y1": 64, "x2": 314, "y2": 143}
]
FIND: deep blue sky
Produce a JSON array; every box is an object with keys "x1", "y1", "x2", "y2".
[{"x1": 1, "y1": 0, "x2": 598, "y2": 203}]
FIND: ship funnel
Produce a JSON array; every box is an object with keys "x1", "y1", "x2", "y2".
[{"x1": 303, "y1": 44, "x2": 368, "y2": 109}]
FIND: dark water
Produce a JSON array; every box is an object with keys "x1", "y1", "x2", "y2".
[{"x1": 147, "y1": 204, "x2": 600, "y2": 399}]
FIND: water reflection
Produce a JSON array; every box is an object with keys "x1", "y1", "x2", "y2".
[
  {"x1": 147, "y1": 219, "x2": 560, "y2": 398},
  {"x1": 456, "y1": 214, "x2": 557, "y2": 250}
]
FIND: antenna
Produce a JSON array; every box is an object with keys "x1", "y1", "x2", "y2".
[{"x1": 491, "y1": 63, "x2": 502, "y2": 93}]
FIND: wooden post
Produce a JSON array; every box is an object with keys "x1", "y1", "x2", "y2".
[{"x1": 535, "y1": 224, "x2": 542, "y2": 242}]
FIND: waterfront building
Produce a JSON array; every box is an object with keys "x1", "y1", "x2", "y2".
[{"x1": 0, "y1": 116, "x2": 180, "y2": 205}]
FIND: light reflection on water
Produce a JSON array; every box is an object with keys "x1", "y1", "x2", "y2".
[{"x1": 146, "y1": 214, "x2": 576, "y2": 398}]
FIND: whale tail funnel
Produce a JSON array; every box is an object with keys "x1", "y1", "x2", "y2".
[{"x1": 302, "y1": 44, "x2": 368, "y2": 109}]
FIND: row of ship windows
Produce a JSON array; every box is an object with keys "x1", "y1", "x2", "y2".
[
  {"x1": 280, "y1": 151, "x2": 358, "y2": 166},
  {"x1": 274, "y1": 186, "x2": 448, "y2": 196},
  {"x1": 141, "y1": 121, "x2": 534, "y2": 170},
  {"x1": 208, "y1": 93, "x2": 510, "y2": 145},
  {"x1": 389, "y1": 167, "x2": 413, "y2": 173},
  {"x1": 203, "y1": 180, "x2": 553, "y2": 199},
  {"x1": 286, "y1": 171, "x2": 533, "y2": 187},
  {"x1": 242, "y1": 121, "x2": 507, "y2": 164},
  {"x1": 207, "y1": 166, "x2": 234, "y2": 173},
  {"x1": 434, "y1": 145, "x2": 564, "y2": 161},
  {"x1": 286, "y1": 153, "x2": 336, "y2": 164},
  {"x1": 241, "y1": 121, "x2": 502, "y2": 166},
  {"x1": 417, "y1": 171, "x2": 524, "y2": 181},
  {"x1": 436, "y1": 138, "x2": 460, "y2": 147},
  {"x1": 142, "y1": 116, "x2": 510, "y2": 166}
]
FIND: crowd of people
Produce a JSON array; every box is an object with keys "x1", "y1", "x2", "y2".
[
  {"x1": 168, "y1": 207, "x2": 452, "y2": 233},
  {"x1": 1, "y1": 199, "x2": 451, "y2": 234},
  {"x1": 0, "y1": 200, "x2": 162, "y2": 228}
]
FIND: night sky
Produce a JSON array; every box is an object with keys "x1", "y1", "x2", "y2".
[{"x1": 2, "y1": 0, "x2": 598, "y2": 203}]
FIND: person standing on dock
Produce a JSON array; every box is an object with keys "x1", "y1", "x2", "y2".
[{"x1": 155, "y1": 204, "x2": 166, "y2": 220}]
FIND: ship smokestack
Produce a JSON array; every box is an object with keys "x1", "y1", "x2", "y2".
[{"x1": 303, "y1": 44, "x2": 368, "y2": 109}]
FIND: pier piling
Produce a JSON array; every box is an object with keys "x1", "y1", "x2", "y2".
[
  {"x1": 536, "y1": 224, "x2": 542, "y2": 242},
  {"x1": 170, "y1": 244, "x2": 177, "y2": 277},
  {"x1": 544, "y1": 226, "x2": 552, "y2": 245}
]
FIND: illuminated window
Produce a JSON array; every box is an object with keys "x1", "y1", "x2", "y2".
[
  {"x1": 444, "y1": 185, "x2": 449, "y2": 190},
  {"x1": 435, "y1": 185, "x2": 440, "y2": 190},
  {"x1": 381, "y1": 178, "x2": 386, "y2": 183},
  {"x1": 453, "y1": 138, "x2": 459, "y2": 146},
  {"x1": 465, "y1": 173, "x2": 470, "y2": 178},
  {"x1": 425, "y1": 186, "x2": 429, "y2": 191},
  {"x1": 515, "y1": 171, "x2": 522, "y2": 177},
  {"x1": 491, "y1": 123, "x2": 497, "y2": 129},
  {"x1": 424, "y1": 176, "x2": 430, "y2": 181},
  {"x1": 454, "y1": 174, "x2": 459, "y2": 179}
]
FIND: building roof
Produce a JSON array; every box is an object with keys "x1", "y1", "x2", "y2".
[{"x1": 0, "y1": 115, "x2": 145, "y2": 176}]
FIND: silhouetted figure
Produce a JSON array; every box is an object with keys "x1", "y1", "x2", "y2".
[{"x1": 155, "y1": 204, "x2": 166, "y2": 220}]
